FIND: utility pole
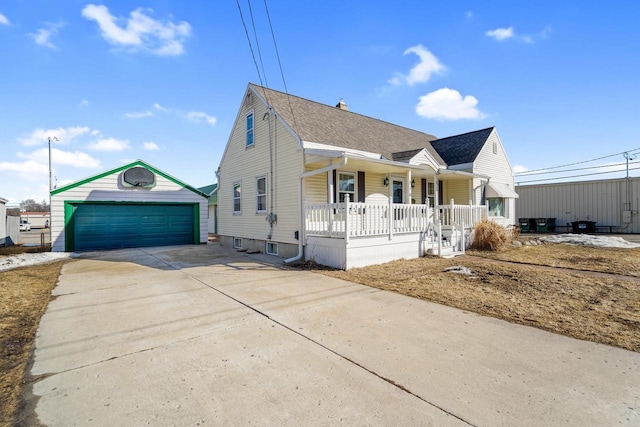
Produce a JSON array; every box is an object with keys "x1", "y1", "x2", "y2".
[{"x1": 48, "y1": 136, "x2": 59, "y2": 247}]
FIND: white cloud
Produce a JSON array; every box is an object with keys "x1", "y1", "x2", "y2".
[
  {"x1": 485, "y1": 27, "x2": 514, "y2": 41},
  {"x1": 80, "y1": 99, "x2": 89, "y2": 107},
  {"x1": 29, "y1": 21, "x2": 65, "y2": 48},
  {"x1": 153, "y1": 103, "x2": 167, "y2": 112},
  {"x1": 125, "y1": 110, "x2": 153, "y2": 118},
  {"x1": 186, "y1": 111, "x2": 217, "y2": 126},
  {"x1": 86, "y1": 138, "x2": 131, "y2": 152},
  {"x1": 0, "y1": 12, "x2": 9, "y2": 25},
  {"x1": 81, "y1": 4, "x2": 191, "y2": 56},
  {"x1": 143, "y1": 141, "x2": 159, "y2": 150},
  {"x1": 0, "y1": 159, "x2": 48, "y2": 175},
  {"x1": 465, "y1": 10, "x2": 473, "y2": 20},
  {"x1": 512, "y1": 164, "x2": 529, "y2": 174},
  {"x1": 416, "y1": 88, "x2": 485, "y2": 121},
  {"x1": 389, "y1": 44, "x2": 445, "y2": 86},
  {"x1": 21, "y1": 147, "x2": 102, "y2": 168},
  {"x1": 18, "y1": 126, "x2": 91, "y2": 146}
]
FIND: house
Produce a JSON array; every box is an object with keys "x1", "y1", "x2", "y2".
[
  {"x1": 198, "y1": 183, "x2": 218, "y2": 234},
  {"x1": 516, "y1": 177, "x2": 639, "y2": 233},
  {"x1": 217, "y1": 84, "x2": 517, "y2": 269},
  {"x1": 20, "y1": 211, "x2": 50, "y2": 229},
  {"x1": 51, "y1": 160, "x2": 209, "y2": 252}
]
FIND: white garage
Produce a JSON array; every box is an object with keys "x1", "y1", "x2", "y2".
[{"x1": 51, "y1": 160, "x2": 209, "y2": 252}]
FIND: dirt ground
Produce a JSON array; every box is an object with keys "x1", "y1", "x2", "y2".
[
  {"x1": 0, "y1": 245, "x2": 67, "y2": 427},
  {"x1": 304, "y1": 242, "x2": 640, "y2": 353}
]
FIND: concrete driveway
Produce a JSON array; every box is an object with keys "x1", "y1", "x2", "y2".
[{"x1": 28, "y1": 244, "x2": 639, "y2": 426}]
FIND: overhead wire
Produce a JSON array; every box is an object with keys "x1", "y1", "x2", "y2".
[
  {"x1": 263, "y1": 0, "x2": 300, "y2": 134},
  {"x1": 516, "y1": 165, "x2": 640, "y2": 184},
  {"x1": 235, "y1": 0, "x2": 264, "y2": 89},
  {"x1": 515, "y1": 160, "x2": 640, "y2": 177},
  {"x1": 515, "y1": 147, "x2": 640, "y2": 175},
  {"x1": 246, "y1": 0, "x2": 271, "y2": 105}
]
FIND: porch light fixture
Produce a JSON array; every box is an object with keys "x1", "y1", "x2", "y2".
[
  {"x1": 383, "y1": 177, "x2": 389, "y2": 186},
  {"x1": 411, "y1": 179, "x2": 416, "y2": 188}
]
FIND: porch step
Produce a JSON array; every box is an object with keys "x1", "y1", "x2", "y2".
[{"x1": 426, "y1": 246, "x2": 464, "y2": 258}]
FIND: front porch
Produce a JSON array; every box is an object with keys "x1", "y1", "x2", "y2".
[{"x1": 304, "y1": 197, "x2": 487, "y2": 269}]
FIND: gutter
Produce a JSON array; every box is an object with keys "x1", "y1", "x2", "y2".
[{"x1": 284, "y1": 156, "x2": 348, "y2": 264}]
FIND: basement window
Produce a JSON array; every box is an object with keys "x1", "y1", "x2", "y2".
[
  {"x1": 266, "y1": 242, "x2": 278, "y2": 256},
  {"x1": 233, "y1": 238, "x2": 242, "y2": 249}
]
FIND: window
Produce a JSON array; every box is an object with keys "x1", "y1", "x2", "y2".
[
  {"x1": 266, "y1": 242, "x2": 278, "y2": 256},
  {"x1": 233, "y1": 181, "x2": 241, "y2": 213},
  {"x1": 233, "y1": 238, "x2": 242, "y2": 249},
  {"x1": 488, "y1": 198, "x2": 505, "y2": 217},
  {"x1": 256, "y1": 176, "x2": 267, "y2": 213},
  {"x1": 338, "y1": 172, "x2": 355, "y2": 202},
  {"x1": 246, "y1": 112, "x2": 254, "y2": 147}
]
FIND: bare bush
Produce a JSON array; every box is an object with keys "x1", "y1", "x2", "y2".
[{"x1": 471, "y1": 219, "x2": 514, "y2": 251}]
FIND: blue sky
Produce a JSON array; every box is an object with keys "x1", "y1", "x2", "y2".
[{"x1": 2, "y1": 1, "x2": 639, "y2": 205}]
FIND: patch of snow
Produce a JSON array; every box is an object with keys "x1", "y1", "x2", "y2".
[
  {"x1": 540, "y1": 234, "x2": 640, "y2": 249},
  {"x1": 444, "y1": 265, "x2": 474, "y2": 275},
  {"x1": 0, "y1": 252, "x2": 77, "y2": 272}
]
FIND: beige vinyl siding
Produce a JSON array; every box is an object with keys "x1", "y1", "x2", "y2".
[
  {"x1": 303, "y1": 170, "x2": 327, "y2": 204},
  {"x1": 516, "y1": 178, "x2": 640, "y2": 233},
  {"x1": 473, "y1": 129, "x2": 516, "y2": 225},
  {"x1": 442, "y1": 180, "x2": 469, "y2": 205},
  {"x1": 51, "y1": 172, "x2": 208, "y2": 252},
  {"x1": 218, "y1": 90, "x2": 303, "y2": 245},
  {"x1": 365, "y1": 172, "x2": 389, "y2": 204}
]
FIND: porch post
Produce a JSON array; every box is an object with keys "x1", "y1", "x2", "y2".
[
  {"x1": 328, "y1": 160, "x2": 334, "y2": 203},
  {"x1": 434, "y1": 174, "x2": 439, "y2": 223},
  {"x1": 345, "y1": 194, "x2": 350, "y2": 243},
  {"x1": 406, "y1": 170, "x2": 412, "y2": 204},
  {"x1": 388, "y1": 195, "x2": 393, "y2": 240}
]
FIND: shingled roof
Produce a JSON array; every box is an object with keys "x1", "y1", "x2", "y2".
[
  {"x1": 249, "y1": 84, "x2": 444, "y2": 163},
  {"x1": 429, "y1": 127, "x2": 495, "y2": 166}
]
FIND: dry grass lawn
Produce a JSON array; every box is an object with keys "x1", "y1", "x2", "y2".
[
  {"x1": 0, "y1": 245, "x2": 67, "y2": 427},
  {"x1": 305, "y1": 243, "x2": 640, "y2": 353}
]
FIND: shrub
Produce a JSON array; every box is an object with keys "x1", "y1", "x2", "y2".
[{"x1": 471, "y1": 219, "x2": 514, "y2": 251}]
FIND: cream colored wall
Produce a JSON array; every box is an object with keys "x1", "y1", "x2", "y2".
[
  {"x1": 218, "y1": 90, "x2": 303, "y2": 246},
  {"x1": 442, "y1": 180, "x2": 470, "y2": 205},
  {"x1": 473, "y1": 129, "x2": 516, "y2": 225},
  {"x1": 303, "y1": 171, "x2": 327, "y2": 204},
  {"x1": 51, "y1": 172, "x2": 208, "y2": 252}
]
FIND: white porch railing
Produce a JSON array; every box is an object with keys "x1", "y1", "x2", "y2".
[
  {"x1": 305, "y1": 196, "x2": 487, "y2": 240},
  {"x1": 435, "y1": 200, "x2": 487, "y2": 229}
]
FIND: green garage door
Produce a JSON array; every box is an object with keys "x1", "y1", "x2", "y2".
[{"x1": 72, "y1": 203, "x2": 195, "y2": 251}]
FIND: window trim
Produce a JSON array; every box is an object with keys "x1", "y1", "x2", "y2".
[
  {"x1": 246, "y1": 110, "x2": 254, "y2": 148},
  {"x1": 266, "y1": 242, "x2": 278, "y2": 256},
  {"x1": 232, "y1": 181, "x2": 242, "y2": 214},
  {"x1": 233, "y1": 238, "x2": 242, "y2": 249},
  {"x1": 255, "y1": 175, "x2": 267, "y2": 213},
  {"x1": 337, "y1": 171, "x2": 356, "y2": 203}
]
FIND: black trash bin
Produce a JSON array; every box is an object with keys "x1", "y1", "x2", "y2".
[
  {"x1": 536, "y1": 218, "x2": 548, "y2": 232},
  {"x1": 571, "y1": 220, "x2": 596, "y2": 233},
  {"x1": 547, "y1": 218, "x2": 556, "y2": 232},
  {"x1": 519, "y1": 218, "x2": 530, "y2": 232}
]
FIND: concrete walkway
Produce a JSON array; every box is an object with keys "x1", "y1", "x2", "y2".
[{"x1": 28, "y1": 244, "x2": 639, "y2": 426}]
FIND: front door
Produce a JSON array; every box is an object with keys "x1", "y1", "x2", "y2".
[{"x1": 392, "y1": 178, "x2": 404, "y2": 204}]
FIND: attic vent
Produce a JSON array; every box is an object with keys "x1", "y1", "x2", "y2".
[
  {"x1": 245, "y1": 92, "x2": 253, "y2": 107},
  {"x1": 123, "y1": 167, "x2": 156, "y2": 188},
  {"x1": 336, "y1": 98, "x2": 348, "y2": 111}
]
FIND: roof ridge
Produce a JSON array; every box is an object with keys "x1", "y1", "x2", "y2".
[
  {"x1": 431, "y1": 126, "x2": 494, "y2": 142},
  {"x1": 249, "y1": 83, "x2": 436, "y2": 140}
]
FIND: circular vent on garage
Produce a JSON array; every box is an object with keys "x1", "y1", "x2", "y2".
[{"x1": 123, "y1": 167, "x2": 156, "y2": 188}]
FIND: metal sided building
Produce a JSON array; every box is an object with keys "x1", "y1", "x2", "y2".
[
  {"x1": 51, "y1": 160, "x2": 209, "y2": 252},
  {"x1": 515, "y1": 177, "x2": 640, "y2": 233}
]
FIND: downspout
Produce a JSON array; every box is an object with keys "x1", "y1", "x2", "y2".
[
  {"x1": 284, "y1": 156, "x2": 348, "y2": 264},
  {"x1": 473, "y1": 178, "x2": 490, "y2": 205}
]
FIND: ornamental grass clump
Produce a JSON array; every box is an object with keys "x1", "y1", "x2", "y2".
[{"x1": 471, "y1": 219, "x2": 513, "y2": 251}]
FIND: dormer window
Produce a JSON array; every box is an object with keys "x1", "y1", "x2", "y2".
[{"x1": 246, "y1": 111, "x2": 254, "y2": 148}]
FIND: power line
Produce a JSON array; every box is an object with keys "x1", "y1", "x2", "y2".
[
  {"x1": 515, "y1": 160, "x2": 640, "y2": 177},
  {"x1": 247, "y1": 0, "x2": 269, "y2": 92},
  {"x1": 515, "y1": 147, "x2": 640, "y2": 175},
  {"x1": 263, "y1": 0, "x2": 299, "y2": 134},
  {"x1": 235, "y1": 0, "x2": 264, "y2": 88},
  {"x1": 516, "y1": 165, "x2": 640, "y2": 184}
]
